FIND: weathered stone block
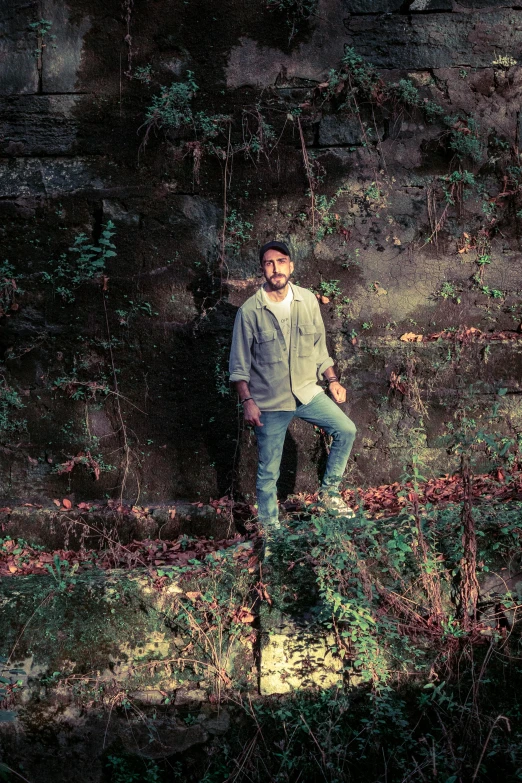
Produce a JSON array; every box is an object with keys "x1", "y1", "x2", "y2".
[
  {"x1": 318, "y1": 114, "x2": 384, "y2": 146},
  {"x1": 0, "y1": 156, "x2": 105, "y2": 198},
  {"x1": 41, "y1": 0, "x2": 91, "y2": 93},
  {"x1": 344, "y1": 0, "x2": 404, "y2": 12},
  {"x1": 259, "y1": 620, "x2": 343, "y2": 695},
  {"x1": 345, "y1": 0, "x2": 451, "y2": 10},
  {"x1": 0, "y1": 0, "x2": 39, "y2": 95},
  {"x1": 226, "y1": 0, "x2": 347, "y2": 88},
  {"x1": 345, "y1": 11, "x2": 522, "y2": 70},
  {"x1": 0, "y1": 95, "x2": 81, "y2": 155}
]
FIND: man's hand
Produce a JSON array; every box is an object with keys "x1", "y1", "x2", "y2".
[
  {"x1": 243, "y1": 399, "x2": 263, "y2": 427},
  {"x1": 328, "y1": 381, "x2": 347, "y2": 404}
]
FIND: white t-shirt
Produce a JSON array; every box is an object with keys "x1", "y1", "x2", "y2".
[{"x1": 263, "y1": 284, "x2": 293, "y2": 347}]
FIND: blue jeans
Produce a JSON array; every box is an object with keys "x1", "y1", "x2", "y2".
[{"x1": 255, "y1": 392, "x2": 357, "y2": 528}]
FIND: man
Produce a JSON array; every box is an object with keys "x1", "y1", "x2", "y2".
[{"x1": 229, "y1": 240, "x2": 357, "y2": 542}]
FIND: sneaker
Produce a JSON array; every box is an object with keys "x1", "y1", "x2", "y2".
[{"x1": 316, "y1": 491, "x2": 355, "y2": 518}]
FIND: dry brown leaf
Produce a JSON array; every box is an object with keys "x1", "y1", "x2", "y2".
[
  {"x1": 185, "y1": 591, "x2": 201, "y2": 601},
  {"x1": 52, "y1": 499, "x2": 61, "y2": 507},
  {"x1": 400, "y1": 332, "x2": 423, "y2": 343},
  {"x1": 320, "y1": 295, "x2": 330, "y2": 304}
]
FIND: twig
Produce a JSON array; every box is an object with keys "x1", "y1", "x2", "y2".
[
  {"x1": 297, "y1": 117, "x2": 315, "y2": 235},
  {"x1": 102, "y1": 291, "x2": 134, "y2": 502},
  {"x1": 6, "y1": 591, "x2": 55, "y2": 667},
  {"x1": 471, "y1": 715, "x2": 510, "y2": 782},
  {"x1": 0, "y1": 764, "x2": 34, "y2": 783}
]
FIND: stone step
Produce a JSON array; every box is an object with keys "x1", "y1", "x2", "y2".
[
  {"x1": 0, "y1": 500, "x2": 236, "y2": 550},
  {"x1": 0, "y1": 563, "x2": 344, "y2": 714}
]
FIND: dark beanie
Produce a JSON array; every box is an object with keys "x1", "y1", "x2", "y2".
[{"x1": 259, "y1": 240, "x2": 291, "y2": 263}]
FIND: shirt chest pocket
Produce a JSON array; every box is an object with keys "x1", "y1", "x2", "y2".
[
  {"x1": 254, "y1": 329, "x2": 282, "y2": 364},
  {"x1": 298, "y1": 323, "x2": 315, "y2": 357}
]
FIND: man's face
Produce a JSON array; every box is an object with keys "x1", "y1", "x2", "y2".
[{"x1": 261, "y1": 249, "x2": 294, "y2": 291}]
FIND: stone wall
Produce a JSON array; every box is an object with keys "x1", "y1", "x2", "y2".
[{"x1": 1, "y1": 0, "x2": 522, "y2": 506}]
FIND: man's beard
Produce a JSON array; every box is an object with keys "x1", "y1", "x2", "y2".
[{"x1": 267, "y1": 274, "x2": 289, "y2": 291}]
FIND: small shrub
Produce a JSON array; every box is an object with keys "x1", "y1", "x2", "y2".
[
  {"x1": 145, "y1": 71, "x2": 197, "y2": 130},
  {"x1": 225, "y1": 210, "x2": 253, "y2": 256},
  {"x1": 42, "y1": 221, "x2": 117, "y2": 302}
]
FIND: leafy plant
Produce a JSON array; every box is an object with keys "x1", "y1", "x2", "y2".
[
  {"x1": 437, "y1": 281, "x2": 461, "y2": 304},
  {"x1": 42, "y1": 221, "x2": 117, "y2": 302},
  {"x1": 225, "y1": 210, "x2": 253, "y2": 256},
  {"x1": 241, "y1": 106, "x2": 276, "y2": 160},
  {"x1": 29, "y1": 18, "x2": 56, "y2": 58},
  {"x1": 44, "y1": 555, "x2": 79, "y2": 592},
  {"x1": 319, "y1": 279, "x2": 342, "y2": 299},
  {"x1": 214, "y1": 345, "x2": 231, "y2": 397},
  {"x1": 133, "y1": 64, "x2": 153, "y2": 83},
  {"x1": 145, "y1": 71, "x2": 197, "y2": 130},
  {"x1": 492, "y1": 54, "x2": 517, "y2": 68},
  {"x1": 0, "y1": 381, "x2": 26, "y2": 444},
  {"x1": 0, "y1": 261, "x2": 22, "y2": 316},
  {"x1": 313, "y1": 193, "x2": 343, "y2": 240},
  {"x1": 444, "y1": 115, "x2": 482, "y2": 162},
  {"x1": 106, "y1": 754, "x2": 164, "y2": 783},
  {"x1": 142, "y1": 71, "x2": 229, "y2": 145}
]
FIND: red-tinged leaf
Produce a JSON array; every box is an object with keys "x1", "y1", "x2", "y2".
[
  {"x1": 53, "y1": 499, "x2": 61, "y2": 507},
  {"x1": 62, "y1": 498, "x2": 72, "y2": 509}
]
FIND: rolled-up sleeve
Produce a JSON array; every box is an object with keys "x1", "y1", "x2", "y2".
[
  {"x1": 229, "y1": 308, "x2": 253, "y2": 383},
  {"x1": 312, "y1": 298, "x2": 334, "y2": 380}
]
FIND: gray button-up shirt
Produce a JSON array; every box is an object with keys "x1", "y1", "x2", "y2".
[{"x1": 229, "y1": 283, "x2": 334, "y2": 411}]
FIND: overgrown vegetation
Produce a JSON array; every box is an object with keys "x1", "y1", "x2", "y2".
[
  {"x1": 0, "y1": 380, "x2": 26, "y2": 444},
  {"x1": 41, "y1": 221, "x2": 116, "y2": 302},
  {"x1": 319, "y1": 48, "x2": 483, "y2": 163}
]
